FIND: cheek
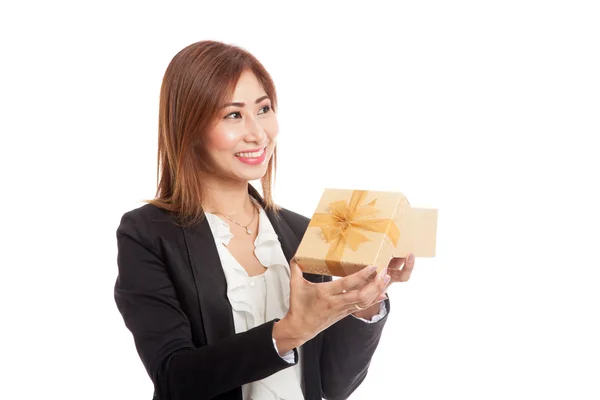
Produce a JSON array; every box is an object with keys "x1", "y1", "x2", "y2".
[
  {"x1": 264, "y1": 118, "x2": 279, "y2": 140},
  {"x1": 206, "y1": 127, "x2": 242, "y2": 151}
]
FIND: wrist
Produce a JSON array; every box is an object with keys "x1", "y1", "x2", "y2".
[{"x1": 272, "y1": 317, "x2": 307, "y2": 355}]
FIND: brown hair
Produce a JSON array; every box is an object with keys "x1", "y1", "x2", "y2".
[{"x1": 147, "y1": 40, "x2": 280, "y2": 226}]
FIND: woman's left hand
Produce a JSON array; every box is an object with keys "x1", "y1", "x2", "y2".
[{"x1": 351, "y1": 253, "x2": 415, "y2": 320}]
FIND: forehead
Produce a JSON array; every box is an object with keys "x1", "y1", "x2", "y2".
[{"x1": 231, "y1": 70, "x2": 266, "y2": 98}]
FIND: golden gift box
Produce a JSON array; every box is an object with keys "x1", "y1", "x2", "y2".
[{"x1": 294, "y1": 189, "x2": 438, "y2": 277}]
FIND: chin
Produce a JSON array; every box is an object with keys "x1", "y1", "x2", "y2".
[{"x1": 238, "y1": 167, "x2": 268, "y2": 182}]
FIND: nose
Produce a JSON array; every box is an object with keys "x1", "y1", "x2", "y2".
[{"x1": 243, "y1": 115, "x2": 267, "y2": 144}]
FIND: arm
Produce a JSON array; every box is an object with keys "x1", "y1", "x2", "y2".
[
  {"x1": 319, "y1": 279, "x2": 391, "y2": 400},
  {"x1": 114, "y1": 212, "x2": 297, "y2": 400}
]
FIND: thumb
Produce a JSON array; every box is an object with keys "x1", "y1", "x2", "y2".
[{"x1": 289, "y1": 258, "x2": 305, "y2": 283}]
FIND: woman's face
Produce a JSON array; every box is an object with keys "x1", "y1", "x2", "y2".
[{"x1": 204, "y1": 70, "x2": 278, "y2": 183}]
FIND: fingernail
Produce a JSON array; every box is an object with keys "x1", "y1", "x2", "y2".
[
  {"x1": 369, "y1": 265, "x2": 378, "y2": 274},
  {"x1": 378, "y1": 294, "x2": 388, "y2": 301},
  {"x1": 409, "y1": 253, "x2": 414, "y2": 262},
  {"x1": 384, "y1": 275, "x2": 391, "y2": 284}
]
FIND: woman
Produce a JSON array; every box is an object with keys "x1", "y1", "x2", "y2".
[{"x1": 114, "y1": 40, "x2": 416, "y2": 400}]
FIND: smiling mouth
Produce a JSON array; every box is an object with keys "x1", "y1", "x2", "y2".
[{"x1": 234, "y1": 146, "x2": 266, "y2": 158}]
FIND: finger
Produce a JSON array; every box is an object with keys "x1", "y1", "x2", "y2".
[
  {"x1": 324, "y1": 264, "x2": 378, "y2": 295},
  {"x1": 336, "y1": 267, "x2": 390, "y2": 307},
  {"x1": 389, "y1": 253, "x2": 415, "y2": 282},
  {"x1": 388, "y1": 257, "x2": 406, "y2": 270},
  {"x1": 339, "y1": 267, "x2": 378, "y2": 291},
  {"x1": 354, "y1": 293, "x2": 389, "y2": 313},
  {"x1": 289, "y1": 258, "x2": 308, "y2": 284},
  {"x1": 346, "y1": 289, "x2": 389, "y2": 312},
  {"x1": 342, "y1": 290, "x2": 388, "y2": 315},
  {"x1": 363, "y1": 266, "x2": 392, "y2": 304}
]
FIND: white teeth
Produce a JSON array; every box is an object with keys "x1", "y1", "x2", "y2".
[{"x1": 235, "y1": 147, "x2": 265, "y2": 158}]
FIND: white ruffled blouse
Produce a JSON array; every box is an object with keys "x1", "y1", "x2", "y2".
[{"x1": 204, "y1": 204, "x2": 387, "y2": 400}]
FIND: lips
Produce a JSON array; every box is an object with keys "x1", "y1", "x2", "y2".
[
  {"x1": 234, "y1": 146, "x2": 266, "y2": 158},
  {"x1": 234, "y1": 146, "x2": 268, "y2": 165}
]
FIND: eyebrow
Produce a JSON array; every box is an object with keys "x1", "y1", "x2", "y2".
[{"x1": 221, "y1": 95, "x2": 270, "y2": 108}]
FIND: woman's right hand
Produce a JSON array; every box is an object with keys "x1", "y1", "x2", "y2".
[{"x1": 272, "y1": 259, "x2": 389, "y2": 355}]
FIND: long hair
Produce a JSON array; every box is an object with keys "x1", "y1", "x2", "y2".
[{"x1": 147, "y1": 40, "x2": 280, "y2": 226}]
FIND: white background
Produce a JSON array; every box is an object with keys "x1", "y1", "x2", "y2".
[{"x1": 2, "y1": 1, "x2": 599, "y2": 399}]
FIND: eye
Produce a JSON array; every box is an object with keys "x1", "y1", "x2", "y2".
[
  {"x1": 224, "y1": 111, "x2": 242, "y2": 119},
  {"x1": 258, "y1": 105, "x2": 271, "y2": 114}
]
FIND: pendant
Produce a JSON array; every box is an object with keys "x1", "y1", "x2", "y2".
[{"x1": 246, "y1": 228, "x2": 252, "y2": 235}]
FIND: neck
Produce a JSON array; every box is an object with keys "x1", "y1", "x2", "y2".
[{"x1": 201, "y1": 178, "x2": 255, "y2": 218}]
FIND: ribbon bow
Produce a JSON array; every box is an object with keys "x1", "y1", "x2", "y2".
[{"x1": 308, "y1": 190, "x2": 400, "y2": 275}]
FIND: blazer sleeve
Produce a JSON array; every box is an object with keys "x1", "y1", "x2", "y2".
[{"x1": 114, "y1": 211, "x2": 296, "y2": 400}]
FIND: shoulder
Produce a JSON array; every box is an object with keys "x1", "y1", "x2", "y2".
[
  {"x1": 119, "y1": 203, "x2": 176, "y2": 229},
  {"x1": 277, "y1": 207, "x2": 310, "y2": 228},
  {"x1": 119, "y1": 203, "x2": 175, "y2": 225},
  {"x1": 117, "y1": 203, "x2": 179, "y2": 245}
]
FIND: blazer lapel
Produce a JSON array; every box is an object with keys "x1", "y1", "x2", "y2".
[
  {"x1": 181, "y1": 186, "x2": 303, "y2": 346},
  {"x1": 182, "y1": 216, "x2": 236, "y2": 345}
]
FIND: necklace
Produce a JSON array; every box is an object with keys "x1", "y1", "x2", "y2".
[{"x1": 215, "y1": 200, "x2": 258, "y2": 235}]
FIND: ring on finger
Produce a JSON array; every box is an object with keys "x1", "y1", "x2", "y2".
[{"x1": 354, "y1": 303, "x2": 365, "y2": 311}]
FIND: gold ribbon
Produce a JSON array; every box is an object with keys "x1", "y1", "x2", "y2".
[{"x1": 308, "y1": 190, "x2": 400, "y2": 275}]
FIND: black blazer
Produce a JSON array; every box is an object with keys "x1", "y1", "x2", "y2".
[{"x1": 114, "y1": 186, "x2": 390, "y2": 400}]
